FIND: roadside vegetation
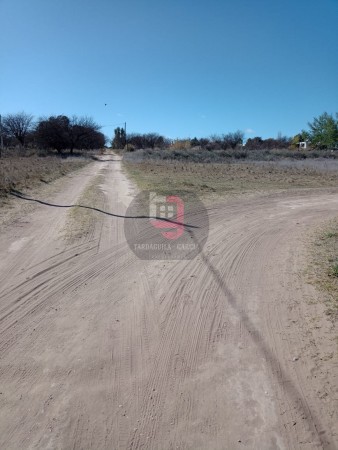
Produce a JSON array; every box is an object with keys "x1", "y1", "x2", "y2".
[
  {"x1": 115, "y1": 111, "x2": 338, "y2": 153},
  {"x1": 1, "y1": 109, "x2": 337, "y2": 202},
  {"x1": 310, "y1": 219, "x2": 338, "y2": 319},
  {"x1": 124, "y1": 147, "x2": 338, "y2": 163},
  {"x1": 1, "y1": 112, "x2": 105, "y2": 152},
  {"x1": 123, "y1": 159, "x2": 338, "y2": 200},
  {"x1": 121, "y1": 110, "x2": 338, "y2": 202},
  {"x1": 0, "y1": 111, "x2": 105, "y2": 200},
  {"x1": 0, "y1": 149, "x2": 91, "y2": 198}
]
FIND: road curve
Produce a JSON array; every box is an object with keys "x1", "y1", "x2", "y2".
[{"x1": 0, "y1": 155, "x2": 337, "y2": 449}]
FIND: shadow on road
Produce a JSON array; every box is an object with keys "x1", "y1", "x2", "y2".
[{"x1": 189, "y1": 228, "x2": 329, "y2": 448}]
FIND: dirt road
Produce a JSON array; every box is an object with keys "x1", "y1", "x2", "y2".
[{"x1": 0, "y1": 155, "x2": 337, "y2": 449}]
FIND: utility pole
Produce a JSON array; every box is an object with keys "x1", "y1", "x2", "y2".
[
  {"x1": 124, "y1": 121, "x2": 127, "y2": 150},
  {"x1": 0, "y1": 114, "x2": 4, "y2": 158}
]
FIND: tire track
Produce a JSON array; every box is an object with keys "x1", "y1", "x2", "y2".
[{"x1": 0, "y1": 156, "x2": 338, "y2": 449}]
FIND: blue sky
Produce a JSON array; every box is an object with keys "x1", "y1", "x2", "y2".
[{"x1": 1, "y1": 0, "x2": 337, "y2": 141}]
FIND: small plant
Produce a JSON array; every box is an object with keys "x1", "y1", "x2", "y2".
[
  {"x1": 325, "y1": 231, "x2": 338, "y2": 239},
  {"x1": 329, "y1": 263, "x2": 338, "y2": 277}
]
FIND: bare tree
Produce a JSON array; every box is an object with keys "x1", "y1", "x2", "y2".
[
  {"x1": 126, "y1": 132, "x2": 169, "y2": 149},
  {"x1": 3, "y1": 112, "x2": 34, "y2": 146}
]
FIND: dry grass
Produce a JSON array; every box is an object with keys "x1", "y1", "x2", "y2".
[
  {"x1": 0, "y1": 156, "x2": 90, "y2": 197},
  {"x1": 124, "y1": 158, "x2": 338, "y2": 319},
  {"x1": 309, "y1": 219, "x2": 338, "y2": 319},
  {"x1": 123, "y1": 160, "x2": 338, "y2": 200},
  {"x1": 62, "y1": 175, "x2": 104, "y2": 243},
  {"x1": 124, "y1": 147, "x2": 338, "y2": 163}
]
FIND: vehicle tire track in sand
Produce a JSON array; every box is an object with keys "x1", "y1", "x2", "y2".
[{"x1": 0, "y1": 156, "x2": 337, "y2": 449}]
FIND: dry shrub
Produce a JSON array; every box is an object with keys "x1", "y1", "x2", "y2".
[{"x1": 0, "y1": 156, "x2": 89, "y2": 196}]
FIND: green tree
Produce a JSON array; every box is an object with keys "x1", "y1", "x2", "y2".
[
  {"x1": 307, "y1": 112, "x2": 338, "y2": 149},
  {"x1": 291, "y1": 131, "x2": 308, "y2": 149}
]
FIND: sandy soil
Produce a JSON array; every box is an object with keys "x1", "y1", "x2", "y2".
[{"x1": 0, "y1": 155, "x2": 337, "y2": 449}]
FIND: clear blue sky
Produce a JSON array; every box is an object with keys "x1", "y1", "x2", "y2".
[{"x1": 1, "y1": 0, "x2": 337, "y2": 141}]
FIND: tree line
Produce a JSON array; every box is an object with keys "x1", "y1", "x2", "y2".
[
  {"x1": 1, "y1": 112, "x2": 105, "y2": 153},
  {"x1": 113, "y1": 130, "x2": 292, "y2": 151},
  {"x1": 2, "y1": 111, "x2": 336, "y2": 154},
  {"x1": 112, "y1": 112, "x2": 337, "y2": 151}
]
